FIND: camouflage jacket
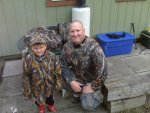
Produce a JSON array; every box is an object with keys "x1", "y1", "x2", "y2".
[
  {"x1": 61, "y1": 36, "x2": 107, "y2": 91},
  {"x1": 22, "y1": 51, "x2": 62, "y2": 99}
]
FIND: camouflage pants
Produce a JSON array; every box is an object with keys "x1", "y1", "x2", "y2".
[
  {"x1": 80, "y1": 90, "x2": 103, "y2": 111},
  {"x1": 62, "y1": 79, "x2": 103, "y2": 111}
]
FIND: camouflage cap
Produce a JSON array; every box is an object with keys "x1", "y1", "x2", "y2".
[{"x1": 30, "y1": 33, "x2": 47, "y2": 46}]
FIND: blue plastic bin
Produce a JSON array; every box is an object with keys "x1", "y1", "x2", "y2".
[{"x1": 96, "y1": 32, "x2": 135, "y2": 57}]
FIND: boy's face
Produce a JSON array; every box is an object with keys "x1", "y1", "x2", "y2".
[{"x1": 31, "y1": 43, "x2": 47, "y2": 57}]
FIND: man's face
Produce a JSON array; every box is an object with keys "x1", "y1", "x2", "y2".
[
  {"x1": 31, "y1": 43, "x2": 47, "y2": 57},
  {"x1": 69, "y1": 22, "x2": 85, "y2": 45}
]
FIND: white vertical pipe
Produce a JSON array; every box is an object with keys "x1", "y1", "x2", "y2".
[{"x1": 72, "y1": 7, "x2": 91, "y2": 37}]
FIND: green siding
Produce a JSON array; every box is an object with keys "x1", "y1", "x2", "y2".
[
  {"x1": 137, "y1": 0, "x2": 150, "y2": 35},
  {"x1": 132, "y1": 2, "x2": 143, "y2": 36},
  {"x1": 101, "y1": 0, "x2": 111, "y2": 33},
  {"x1": 146, "y1": 1, "x2": 150, "y2": 26},
  {"x1": 46, "y1": 7, "x2": 57, "y2": 26},
  {"x1": 13, "y1": 0, "x2": 28, "y2": 34},
  {"x1": 0, "y1": 0, "x2": 150, "y2": 56},
  {"x1": 65, "y1": 6, "x2": 72, "y2": 22},
  {"x1": 86, "y1": 0, "x2": 94, "y2": 36},
  {"x1": 34, "y1": 0, "x2": 48, "y2": 26},
  {"x1": 109, "y1": 0, "x2": 119, "y2": 32},
  {"x1": 0, "y1": 0, "x2": 12, "y2": 56},
  {"x1": 56, "y1": 7, "x2": 68, "y2": 23},
  {"x1": 92, "y1": 0, "x2": 103, "y2": 35},
  {"x1": 116, "y1": 2, "x2": 128, "y2": 31},
  {"x1": 123, "y1": 2, "x2": 134, "y2": 32},
  {"x1": 24, "y1": 0, "x2": 38, "y2": 29},
  {"x1": 1, "y1": 0, "x2": 19, "y2": 55}
]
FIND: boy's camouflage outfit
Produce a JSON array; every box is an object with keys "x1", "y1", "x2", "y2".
[
  {"x1": 22, "y1": 51, "x2": 61, "y2": 104},
  {"x1": 61, "y1": 36, "x2": 107, "y2": 111},
  {"x1": 18, "y1": 24, "x2": 70, "y2": 112},
  {"x1": 22, "y1": 29, "x2": 62, "y2": 107}
]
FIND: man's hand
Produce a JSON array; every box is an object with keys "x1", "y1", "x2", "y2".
[
  {"x1": 70, "y1": 81, "x2": 83, "y2": 93},
  {"x1": 82, "y1": 83, "x2": 94, "y2": 94}
]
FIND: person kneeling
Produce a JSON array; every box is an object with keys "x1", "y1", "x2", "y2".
[{"x1": 61, "y1": 20, "x2": 107, "y2": 111}]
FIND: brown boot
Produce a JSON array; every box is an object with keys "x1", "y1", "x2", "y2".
[
  {"x1": 70, "y1": 97, "x2": 80, "y2": 104},
  {"x1": 38, "y1": 105, "x2": 45, "y2": 113}
]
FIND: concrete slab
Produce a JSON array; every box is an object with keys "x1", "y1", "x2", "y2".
[
  {"x1": 134, "y1": 43, "x2": 150, "y2": 55},
  {"x1": 0, "y1": 94, "x2": 108, "y2": 113},
  {"x1": 123, "y1": 54, "x2": 150, "y2": 73},
  {"x1": 105, "y1": 73, "x2": 150, "y2": 101},
  {"x1": 107, "y1": 57, "x2": 135, "y2": 78},
  {"x1": 3, "y1": 60, "x2": 23, "y2": 77},
  {"x1": 0, "y1": 95, "x2": 36, "y2": 113},
  {"x1": 0, "y1": 75, "x2": 22, "y2": 98},
  {"x1": 107, "y1": 95, "x2": 146, "y2": 113},
  {"x1": 0, "y1": 75, "x2": 108, "y2": 113},
  {"x1": 130, "y1": 43, "x2": 150, "y2": 55}
]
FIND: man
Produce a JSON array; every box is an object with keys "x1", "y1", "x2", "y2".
[{"x1": 61, "y1": 20, "x2": 107, "y2": 111}]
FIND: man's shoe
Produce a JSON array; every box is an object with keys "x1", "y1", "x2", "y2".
[
  {"x1": 38, "y1": 105, "x2": 45, "y2": 113},
  {"x1": 70, "y1": 97, "x2": 80, "y2": 104},
  {"x1": 47, "y1": 105, "x2": 57, "y2": 112}
]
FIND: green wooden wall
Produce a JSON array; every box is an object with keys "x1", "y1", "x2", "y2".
[{"x1": 0, "y1": 0, "x2": 150, "y2": 57}]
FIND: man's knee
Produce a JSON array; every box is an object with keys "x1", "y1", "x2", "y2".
[
  {"x1": 80, "y1": 92, "x2": 102, "y2": 111},
  {"x1": 62, "y1": 78, "x2": 71, "y2": 98},
  {"x1": 62, "y1": 78, "x2": 69, "y2": 89}
]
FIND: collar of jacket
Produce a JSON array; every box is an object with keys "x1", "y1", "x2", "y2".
[
  {"x1": 73, "y1": 36, "x2": 87, "y2": 48},
  {"x1": 33, "y1": 51, "x2": 47, "y2": 62}
]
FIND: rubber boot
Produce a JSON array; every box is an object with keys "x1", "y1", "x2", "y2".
[
  {"x1": 47, "y1": 104, "x2": 57, "y2": 112},
  {"x1": 38, "y1": 105, "x2": 45, "y2": 113}
]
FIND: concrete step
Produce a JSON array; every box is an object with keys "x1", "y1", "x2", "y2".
[
  {"x1": 3, "y1": 60, "x2": 23, "y2": 77},
  {"x1": 0, "y1": 60, "x2": 5, "y2": 83}
]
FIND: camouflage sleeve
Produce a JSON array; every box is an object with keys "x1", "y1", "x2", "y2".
[
  {"x1": 54, "y1": 56, "x2": 62, "y2": 91},
  {"x1": 90, "y1": 45, "x2": 108, "y2": 91},
  {"x1": 61, "y1": 49, "x2": 77, "y2": 84},
  {"x1": 22, "y1": 56, "x2": 32, "y2": 99}
]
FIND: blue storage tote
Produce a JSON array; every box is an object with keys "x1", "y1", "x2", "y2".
[{"x1": 96, "y1": 32, "x2": 135, "y2": 57}]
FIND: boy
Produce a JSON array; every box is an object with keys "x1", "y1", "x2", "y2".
[{"x1": 22, "y1": 32, "x2": 62, "y2": 113}]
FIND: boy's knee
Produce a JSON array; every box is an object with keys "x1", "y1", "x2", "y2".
[{"x1": 80, "y1": 93, "x2": 102, "y2": 111}]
